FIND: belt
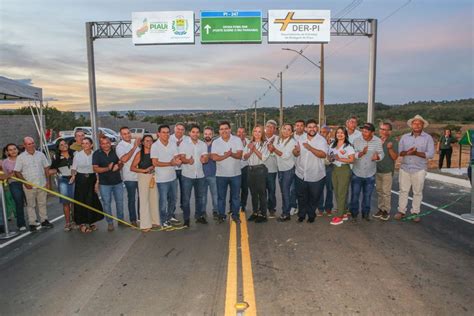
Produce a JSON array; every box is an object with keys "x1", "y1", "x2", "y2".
[
  {"x1": 248, "y1": 164, "x2": 266, "y2": 170},
  {"x1": 78, "y1": 173, "x2": 95, "y2": 178}
]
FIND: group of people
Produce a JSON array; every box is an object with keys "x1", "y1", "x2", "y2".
[{"x1": 0, "y1": 113, "x2": 436, "y2": 234}]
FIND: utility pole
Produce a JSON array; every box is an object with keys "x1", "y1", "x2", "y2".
[
  {"x1": 279, "y1": 71, "x2": 283, "y2": 127},
  {"x1": 254, "y1": 100, "x2": 257, "y2": 126},
  {"x1": 244, "y1": 111, "x2": 248, "y2": 131},
  {"x1": 263, "y1": 112, "x2": 266, "y2": 125},
  {"x1": 319, "y1": 44, "x2": 325, "y2": 127}
]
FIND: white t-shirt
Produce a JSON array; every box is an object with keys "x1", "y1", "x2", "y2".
[
  {"x1": 150, "y1": 139, "x2": 179, "y2": 183},
  {"x1": 348, "y1": 129, "x2": 362, "y2": 145},
  {"x1": 179, "y1": 139, "x2": 208, "y2": 179},
  {"x1": 170, "y1": 134, "x2": 190, "y2": 171},
  {"x1": 240, "y1": 138, "x2": 250, "y2": 168},
  {"x1": 274, "y1": 137, "x2": 297, "y2": 172},
  {"x1": 211, "y1": 135, "x2": 244, "y2": 177},
  {"x1": 14, "y1": 151, "x2": 50, "y2": 186},
  {"x1": 115, "y1": 139, "x2": 139, "y2": 182},
  {"x1": 328, "y1": 143, "x2": 356, "y2": 167},
  {"x1": 294, "y1": 132, "x2": 307, "y2": 142},
  {"x1": 295, "y1": 133, "x2": 328, "y2": 182},
  {"x1": 264, "y1": 134, "x2": 278, "y2": 173},
  {"x1": 72, "y1": 150, "x2": 94, "y2": 174}
]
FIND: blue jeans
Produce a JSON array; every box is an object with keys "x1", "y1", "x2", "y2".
[
  {"x1": 204, "y1": 176, "x2": 218, "y2": 214},
  {"x1": 289, "y1": 175, "x2": 297, "y2": 209},
  {"x1": 240, "y1": 166, "x2": 249, "y2": 211},
  {"x1": 157, "y1": 179, "x2": 177, "y2": 225},
  {"x1": 318, "y1": 165, "x2": 334, "y2": 211},
  {"x1": 295, "y1": 176, "x2": 325, "y2": 219},
  {"x1": 58, "y1": 176, "x2": 74, "y2": 204},
  {"x1": 171, "y1": 170, "x2": 184, "y2": 217},
  {"x1": 99, "y1": 183, "x2": 124, "y2": 224},
  {"x1": 266, "y1": 172, "x2": 277, "y2": 211},
  {"x1": 181, "y1": 176, "x2": 206, "y2": 221},
  {"x1": 124, "y1": 181, "x2": 138, "y2": 222},
  {"x1": 350, "y1": 174, "x2": 376, "y2": 217},
  {"x1": 216, "y1": 175, "x2": 241, "y2": 219},
  {"x1": 9, "y1": 182, "x2": 26, "y2": 227},
  {"x1": 278, "y1": 168, "x2": 295, "y2": 216}
]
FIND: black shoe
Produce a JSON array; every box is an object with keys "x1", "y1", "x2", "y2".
[
  {"x1": 41, "y1": 220, "x2": 54, "y2": 229},
  {"x1": 380, "y1": 211, "x2": 390, "y2": 221},
  {"x1": 217, "y1": 216, "x2": 226, "y2": 224},
  {"x1": 183, "y1": 220, "x2": 190, "y2": 228},
  {"x1": 232, "y1": 216, "x2": 241, "y2": 224},
  {"x1": 212, "y1": 211, "x2": 218, "y2": 219},
  {"x1": 196, "y1": 216, "x2": 208, "y2": 224},
  {"x1": 297, "y1": 217, "x2": 305, "y2": 223},
  {"x1": 268, "y1": 210, "x2": 276, "y2": 219},
  {"x1": 255, "y1": 214, "x2": 267, "y2": 223},
  {"x1": 277, "y1": 215, "x2": 291, "y2": 222},
  {"x1": 29, "y1": 225, "x2": 38, "y2": 232},
  {"x1": 373, "y1": 209, "x2": 383, "y2": 219},
  {"x1": 247, "y1": 213, "x2": 258, "y2": 221},
  {"x1": 307, "y1": 217, "x2": 315, "y2": 223},
  {"x1": 362, "y1": 214, "x2": 371, "y2": 222}
]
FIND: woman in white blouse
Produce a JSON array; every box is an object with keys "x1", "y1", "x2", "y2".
[
  {"x1": 268, "y1": 123, "x2": 297, "y2": 222},
  {"x1": 243, "y1": 125, "x2": 269, "y2": 223},
  {"x1": 71, "y1": 137, "x2": 104, "y2": 233},
  {"x1": 328, "y1": 127, "x2": 355, "y2": 226}
]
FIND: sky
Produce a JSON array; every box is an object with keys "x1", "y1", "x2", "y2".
[{"x1": 0, "y1": 0, "x2": 473, "y2": 112}]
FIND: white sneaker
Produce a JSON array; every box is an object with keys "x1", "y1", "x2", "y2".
[
  {"x1": 162, "y1": 221, "x2": 172, "y2": 229},
  {"x1": 19, "y1": 226, "x2": 27, "y2": 232},
  {"x1": 169, "y1": 217, "x2": 180, "y2": 224},
  {"x1": 290, "y1": 208, "x2": 298, "y2": 216}
]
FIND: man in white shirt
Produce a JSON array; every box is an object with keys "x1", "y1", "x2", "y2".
[
  {"x1": 346, "y1": 116, "x2": 362, "y2": 145},
  {"x1": 116, "y1": 127, "x2": 140, "y2": 226},
  {"x1": 236, "y1": 127, "x2": 250, "y2": 212},
  {"x1": 179, "y1": 125, "x2": 209, "y2": 227},
  {"x1": 151, "y1": 125, "x2": 182, "y2": 228},
  {"x1": 169, "y1": 122, "x2": 190, "y2": 223},
  {"x1": 290, "y1": 119, "x2": 307, "y2": 214},
  {"x1": 211, "y1": 121, "x2": 244, "y2": 223},
  {"x1": 14, "y1": 137, "x2": 53, "y2": 231},
  {"x1": 264, "y1": 120, "x2": 279, "y2": 218},
  {"x1": 293, "y1": 119, "x2": 328, "y2": 223},
  {"x1": 293, "y1": 119, "x2": 307, "y2": 142}
]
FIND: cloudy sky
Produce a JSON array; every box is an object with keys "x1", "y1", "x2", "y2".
[{"x1": 0, "y1": 0, "x2": 472, "y2": 112}]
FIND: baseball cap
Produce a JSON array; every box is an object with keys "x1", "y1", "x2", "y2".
[{"x1": 360, "y1": 123, "x2": 375, "y2": 132}]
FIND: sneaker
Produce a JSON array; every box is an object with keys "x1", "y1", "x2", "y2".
[
  {"x1": 41, "y1": 220, "x2": 54, "y2": 229},
  {"x1": 330, "y1": 217, "x2": 344, "y2": 226},
  {"x1": 297, "y1": 217, "x2": 305, "y2": 223},
  {"x1": 277, "y1": 215, "x2": 291, "y2": 222},
  {"x1": 290, "y1": 207, "x2": 298, "y2": 216},
  {"x1": 19, "y1": 226, "x2": 27, "y2": 232},
  {"x1": 217, "y1": 216, "x2": 226, "y2": 224},
  {"x1": 255, "y1": 214, "x2": 267, "y2": 223},
  {"x1": 268, "y1": 210, "x2": 276, "y2": 219},
  {"x1": 212, "y1": 211, "x2": 218, "y2": 219},
  {"x1": 107, "y1": 223, "x2": 115, "y2": 232},
  {"x1": 316, "y1": 211, "x2": 324, "y2": 217},
  {"x1": 373, "y1": 210, "x2": 383, "y2": 219},
  {"x1": 196, "y1": 216, "x2": 208, "y2": 224},
  {"x1": 412, "y1": 215, "x2": 421, "y2": 223},
  {"x1": 162, "y1": 221, "x2": 172, "y2": 229},
  {"x1": 131, "y1": 221, "x2": 138, "y2": 227},
  {"x1": 232, "y1": 216, "x2": 241, "y2": 224},
  {"x1": 29, "y1": 225, "x2": 38, "y2": 232},
  {"x1": 307, "y1": 217, "x2": 315, "y2": 223},
  {"x1": 183, "y1": 220, "x2": 190, "y2": 228},
  {"x1": 394, "y1": 212, "x2": 405, "y2": 220},
  {"x1": 380, "y1": 211, "x2": 390, "y2": 221},
  {"x1": 362, "y1": 214, "x2": 371, "y2": 222},
  {"x1": 325, "y1": 210, "x2": 333, "y2": 216},
  {"x1": 169, "y1": 217, "x2": 180, "y2": 224},
  {"x1": 342, "y1": 214, "x2": 350, "y2": 221},
  {"x1": 248, "y1": 213, "x2": 259, "y2": 221}
]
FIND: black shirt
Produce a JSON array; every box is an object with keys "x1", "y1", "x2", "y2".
[
  {"x1": 92, "y1": 148, "x2": 122, "y2": 185},
  {"x1": 138, "y1": 152, "x2": 153, "y2": 169}
]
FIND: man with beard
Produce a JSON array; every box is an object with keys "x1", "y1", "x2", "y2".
[{"x1": 202, "y1": 127, "x2": 218, "y2": 218}]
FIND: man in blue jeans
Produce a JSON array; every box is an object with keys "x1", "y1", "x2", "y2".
[
  {"x1": 264, "y1": 120, "x2": 279, "y2": 218},
  {"x1": 179, "y1": 125, "x2": 209, "y2": 227},
  {"x1": 350, "y1": 123, "x2": 384, "y2": 222},
  {"x1": 317, "y1": 126, "x2": 334, "y2": 216},
  {"x1": 151, "y1": 125, "x2": 182, "y2": 229},
  {"x1": 116, "y1": 127, "x2": 140, "y2": 226},
  {"x1": 211, "y1": 121, "x2": 243, "y2": 223},
  {"x1": 93, "y1": 137, "x2": 124, "y2": 232},
  {"x1": 203, "y1": 127, "x2": 219, "y2": 218}
]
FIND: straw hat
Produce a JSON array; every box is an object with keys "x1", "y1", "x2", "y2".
[{"x1": 407, "y1": 115, "x2": 429, "y2": 128}]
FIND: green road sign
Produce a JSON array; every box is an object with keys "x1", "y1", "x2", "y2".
[{"x1": 200, "y1": 11, "x2": 262, "y2": 43}]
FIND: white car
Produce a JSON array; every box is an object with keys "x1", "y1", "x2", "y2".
[
  {"x1": 73, "y1": 127, "x2": 120, "y2": 145},
  {"x1": 130, "y1": 128, "x2": 157, "y2": 140}
]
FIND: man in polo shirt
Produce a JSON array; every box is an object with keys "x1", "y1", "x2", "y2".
[
  {"x1": 116, "y1": 127, "x2": 140, "y2": 227},
  {"x1": 264, "y1": 120, "x2": 279, "y2": 218},
  {"x1": 350, "y1": 123, "x2": 384, "y2": 222},
  {"x1": 179, "y1": 125, "x2": 209, "y2": 227},
  {"x1": 203, "y1": 126, "x2": 218, "y2": 218},
  {"x1": 293, "y1": 119, "x2": 328, "y2": 223},
  {"x1": 236, "y1": 127, "x2": 250, "y2": 213},
  {"x1": 395, "y1": 115, "x2": 435, "y2": 223},
  {"x1": 374, "y1": 122, "x2": 399, "y2": 221},
  {"x1": 211, "y1": 121, "x2": 244, "y2": 223},
  {"x1": 151, "y1": 124, "x2": 182, "y2": 229},
  {"x1": 14, "y1": 136, "x2": 53, "y2": 231},
  {"x1": 93, "y1": 136, "x2": 124, "y2": 231},
  {"x1": 169, "y1": 122, "x2": 189, "y2": 224}
]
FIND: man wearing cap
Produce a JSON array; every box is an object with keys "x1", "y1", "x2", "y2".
[
  {"x1": 264, "y1": 120, "x2": 279, "y2": 218},
  {"x1": 350, "y1": 123, "x2": 384, "y2": 221},
  {"x1": 395, "y1": 115, "x2": 435, "y2": 223}
]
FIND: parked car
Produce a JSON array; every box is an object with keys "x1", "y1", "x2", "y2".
[
  {"x1": 73, "y1": 127, "x2": 119, "y2": 145},
  {"x1": 130, "y1": 128, "x2": 157, "y2": 140}
]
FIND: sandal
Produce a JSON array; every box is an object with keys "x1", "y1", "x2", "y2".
[
  {"x1": 64, "y1": 223, "x2": 72, "y2": 232},
  {"x1": 141, "y1": 228, "x2": 151, "y2": 233},
  {"x1": 79, "y1": 224, "x2": 92, "y2": 233},
  {"x1": 90, "y1": 224, "x2": 98, "y2": 231}
]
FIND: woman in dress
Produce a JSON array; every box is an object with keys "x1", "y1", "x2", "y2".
[
  {"x1": 70, "y1": 137, "x2": 104, "y2": 233},
  {"x1": 329, "y1": 127, "x2": 355, "y2": 226},
  {"x1": 2, "y1": 144, "x2": 27, "y2": 231},
  {"x1": 131, "y1": 135, "x2": 159, "y2": 232},
  {"x1": 268, "y1": 123, "x2": 297, "y2": 222},
  {"x1": 49, "y1": 139, "x2": 74, "y2": 231},
  {"x1": 244, "y1": 125, "x2": 269, "y2": 223}
]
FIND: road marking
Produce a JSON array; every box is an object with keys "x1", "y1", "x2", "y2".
[
  {"x1": 391, "y1": 191, "x2": 473, "y2": 224},
  {"x1": 0, "y1": 215, "x2": 65, "y2": 249},
  {"x1": 240, "y1": 212, "x2": 257, "y2": 315},
  {"x1": 225, "y1": 219, "x2": 238, "y2": 315}
]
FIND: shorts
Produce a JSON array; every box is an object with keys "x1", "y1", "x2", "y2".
[{"x1": 58, "y1": 176, "x2": 74, "y2": 204}]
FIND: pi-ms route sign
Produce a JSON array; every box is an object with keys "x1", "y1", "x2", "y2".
[
  {"x1": 200, "y1": 11, "x2": 262, "y2": 43},
  {"x1": 268, "y1": 10, "x2": 331, "y2": 43}
]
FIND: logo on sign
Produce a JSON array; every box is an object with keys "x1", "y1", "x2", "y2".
[
  {"x1": 274, "y1": 12, "x2": 325, "y2": 32},
  {"x1": 172, "y1": 16, "x2": 189, "y2": 35},
  {"x1": 136, "y1": 18, "x2": 149, "y2": 37}
]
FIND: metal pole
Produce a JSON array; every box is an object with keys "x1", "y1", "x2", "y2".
[
  {"x1": 263, "y1": 112, "x2": 266, "y2": 125},
  {"x1": 319, "y1": 44, "x2": 325, "y2": 127},
  {"x1": 254, "y1": 101, "x2": 257, "y2": 126},
  {"x1": 0, "y1": 182, "x2": 20, "y2": 239},
  {"x1": 461, "y1": 147, "x2": 474, "y2": 222},
  {"x1": 279, "y1": 72, "x2": 283, "y2": 127},
  {"x1": 244, "y1": 111, "x2": 248, "y2": 131},
  {"x1": 367, "y1": 19, "x2": 378, "y2": 123},
  {"x1": 86, "y1": 22, "x2": 99, "y2": 146}
]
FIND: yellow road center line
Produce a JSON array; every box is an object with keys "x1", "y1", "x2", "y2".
[
  {"x1": 225, "y1": 220, "x2": 238, "y2": 315},
  {"x1": 240, "y1": 212, "x2": 257, "y2": 316}
]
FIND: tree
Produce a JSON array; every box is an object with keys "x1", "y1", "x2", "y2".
[
  {"x1": 126, "y1": 110, "x2": 137, "y2": 121},
  {"x1": 109, "y1": 111, "x2": 119, "y2": 119}
]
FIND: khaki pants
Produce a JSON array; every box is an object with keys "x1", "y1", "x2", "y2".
[
  {"x1": 332, "y1": 164, "x2": 351, "y2": 217},
  {"x1": 24, "y1": 187, "x2": 48, "y2": 225},
  {"x1": 137, "y1": 173, "x2": 160, "y2": 229},
  {"x1": 376, "y1": 172, "x2": 393, "y2": 212},
  {"x1": 398, "y1": 169, "x2": 426, "y2": 215}
]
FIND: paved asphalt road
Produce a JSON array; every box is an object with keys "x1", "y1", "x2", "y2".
[{"x1": 0, "y1": 173, "x2": 472, "y2": 315}]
